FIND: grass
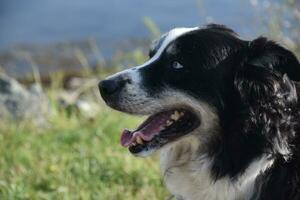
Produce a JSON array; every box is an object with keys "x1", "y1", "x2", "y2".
[
  {"x1": 0, "y1": 104, "x2": 168, "y2": 200},
  {"x1": 0, "y1": 18, "x2": 168, "y2": 199},
  {"x1": 0, "y1": 28, "x2": 168, "y2": 199}
]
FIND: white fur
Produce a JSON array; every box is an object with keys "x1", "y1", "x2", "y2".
[
  {"x1": 157, "y1": 93, "x2": 274, "y2": 200},
  {"x1": 130, "y1": 27, "x2": 198, "y2": 81},
  {"x1": 161, "y1": 144, "x2": 274, "y2": 200},
  {"x1": 106, "y1": 27, "x2": 198, "y2": 84},
  {"x1": 136, "y1": 27, "x2": 198, "y2": 70}
]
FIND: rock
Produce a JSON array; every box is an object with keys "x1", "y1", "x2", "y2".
[
  {"x1": 57, "y1": 76, "x2": 101, "y2": 119},
  {"x1": 75, "y1": 99, "x2": 100, "y2": 119},
  {"x1": 57, "y1": 91, "x2": 101, "y2": 120},
  {"x1": 0, "y1": 74, "x2": 50, "y2": 124}
]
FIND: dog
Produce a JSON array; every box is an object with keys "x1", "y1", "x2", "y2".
[{"x1": 98, "y1": 24, "x2": 300, "y2": 200}]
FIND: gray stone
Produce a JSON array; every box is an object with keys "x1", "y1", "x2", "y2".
[{"x1": 0, "y1": 74, "x2": 50, "y2": 124}]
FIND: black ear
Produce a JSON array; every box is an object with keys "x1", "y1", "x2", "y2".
[
  {"x1": 205, "y1": 24, "x2": 238, "y2": 37},
  {"x1": 234, "y1": 37, "x2": 300, "y2": 106},
  {"x1": 247, "y1": 37, "x2": 300, "y2": 81}
]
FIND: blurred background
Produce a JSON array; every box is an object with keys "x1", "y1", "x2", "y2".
[{"x1": 0, "y1": 0, "x2": 299, "y2": 199}]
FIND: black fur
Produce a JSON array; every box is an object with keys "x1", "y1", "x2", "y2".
[
  {"x1": 209, "y1": 27, "x2": 300, "y2": 199},
  {"x1": 204, "y1": 29, "x2": 300, "y2": 199},
  {"x1": 99, "y1": 24, "x2": 300, "y2": 199}
]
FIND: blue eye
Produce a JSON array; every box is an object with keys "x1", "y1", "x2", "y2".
[{"x1": 172, "y1": 61, "x2": 184, "y2": 69}]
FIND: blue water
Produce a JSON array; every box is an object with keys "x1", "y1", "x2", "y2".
[
  {"x1": 0, "y1": 0, "x2": 263, "y2": 50},
  {"x1": 1, "y1": 0, "x2": 279, "y2": 76}
]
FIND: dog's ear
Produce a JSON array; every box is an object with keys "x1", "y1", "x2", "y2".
[
  {"x1": 205, "y1": 24, "x2": 239, "y2": 38},
  {"x1": 247, "y1": 37, "x2": 300, "y2": 81},
  {"x1": 234, "y1": 37, "x2": 300, "y2": 106}
]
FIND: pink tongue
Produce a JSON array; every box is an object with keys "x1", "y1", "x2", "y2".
[
  {"x1": 120, "y1": 129, "x2": 133, "y2": 147},
  {"x1": 120, "y1": 114, "x2": 170, "y2": 147}
]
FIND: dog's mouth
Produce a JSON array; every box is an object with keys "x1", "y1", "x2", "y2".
[{"x1": 120, "y1": 108, "x2": 200, "y2": 155}]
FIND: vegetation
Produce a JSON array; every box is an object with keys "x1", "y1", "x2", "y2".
[
  {"x1": 0, "y1": 102, "x2": 168, "y2": 200},
  {"x1": 0, "y1": 3, "x2": 299, "y2": 199},
  {"x1": 0, "y1": 16, "x2": 168, "y2": 200},
  {"x1": 0, "y1": 36, "x2": 168, "y2": 199}
]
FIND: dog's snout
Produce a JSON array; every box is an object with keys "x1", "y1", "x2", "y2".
[
  {"x1": 98, "y1": 78, "x2": 130, "y2": 99},
  {"x1": 99, "y1": 79, "x2": 119, "y2": 96}
]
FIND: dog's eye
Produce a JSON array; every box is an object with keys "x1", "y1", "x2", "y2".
[{"x1": 172, "y1": 61, "x2": 184, "y2": 69}]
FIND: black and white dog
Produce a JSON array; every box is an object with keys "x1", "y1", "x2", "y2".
[{"x1": 99, "y1": 24, "x2": 300, "y2": 200}]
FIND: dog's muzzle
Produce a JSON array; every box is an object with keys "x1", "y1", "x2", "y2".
[{"x1": 98, "y1": 76, "x2": 130, "y2": 105}]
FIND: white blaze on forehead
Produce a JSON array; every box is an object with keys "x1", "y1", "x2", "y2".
[
  {"x1": 106, "y1": 27, "x2": 199, "y2": 84},
  {"x1": 137, "y1": 27, "x2": 199, "y2": 69},
  {"x1": 127, "y1": 27, "x2": 199, "y2": 83}
]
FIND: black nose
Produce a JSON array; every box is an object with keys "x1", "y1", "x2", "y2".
[{"x1": 98, "y1": 79, "x2": 127, "y2": 98}]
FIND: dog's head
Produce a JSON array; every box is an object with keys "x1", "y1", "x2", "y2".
[{"x1": 99, "y1": 24, "x2": 300, "y2": 157}]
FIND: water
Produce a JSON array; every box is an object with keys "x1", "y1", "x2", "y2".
[
  {"x1": 0, "y1": 0, "x2": 268, "y2": 76},
  {"x1": 0, "y1": 0, "x2": 262, "y2": 49}
]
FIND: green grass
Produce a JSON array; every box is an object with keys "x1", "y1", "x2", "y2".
[{"x1": 0, "y1": 105, "x2": 168, "y2": 200}]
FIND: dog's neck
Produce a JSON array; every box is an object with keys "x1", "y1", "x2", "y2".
[{"x1": 160, "y1": 135, "x2": 274, "y2": 200}]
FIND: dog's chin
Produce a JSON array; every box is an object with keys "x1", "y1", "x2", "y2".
[{"x1": 118, "y1": 107, "x2": 201, "y2": 157}]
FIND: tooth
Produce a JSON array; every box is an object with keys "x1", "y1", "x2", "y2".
[
  {"x1": 136, "y1": 136, "x2": 143, "y2": 144},
  {"x1": 170, "y1": 114, "x2": 177, "y2": 120},
  {"x1": 171, "y1": 111, "x2": 180, "y2": 121},
  {"x1": 166, "y1": 120, "x2": 173, "y2": 126}
]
